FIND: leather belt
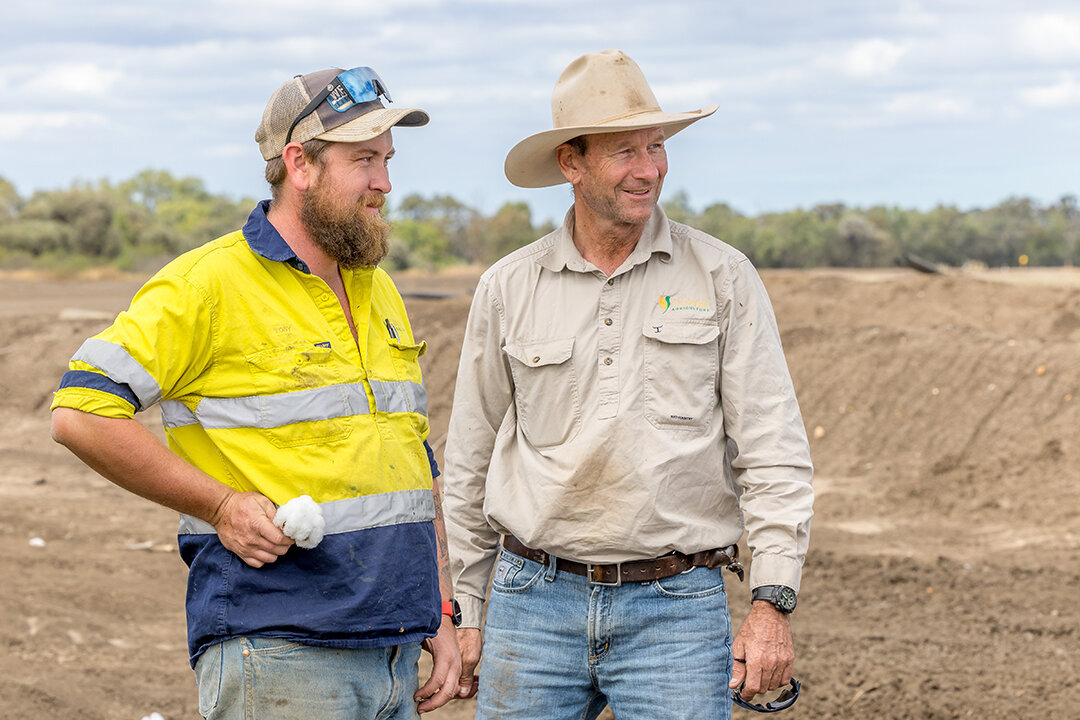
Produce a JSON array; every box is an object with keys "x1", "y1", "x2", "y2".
[{"x1": 502, "y1": 535, "x2": 744, "y2": 586}]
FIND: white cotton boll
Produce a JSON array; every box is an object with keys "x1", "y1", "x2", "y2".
[
  {"x1": 273, "y1": 495, "x2": 326, "y2": 549},
  {"x1": 141, "y1": 714, "x2": 165, "y2": 720}
]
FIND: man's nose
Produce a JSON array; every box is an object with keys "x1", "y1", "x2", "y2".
[
  {"x1": 630, "y1": 151, "x2": 661, "y2": 182},
  {"x1": 370, "y1": 165, "x2": 392, "y2": 194}
]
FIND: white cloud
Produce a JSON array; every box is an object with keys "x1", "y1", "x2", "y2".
[
  {"x1": 828, "y1": 91, "x2": 974, "y2": 130},
  {"x1": 0, "y1": 111, "x2": 107, "y2": 140},
  {"x1": 842, "y1": 38, "x2": 908, "y2": 78},
  {"x1": 34, "y1": 63, "x2": 123, "y2": 96},
  {"x1": 203, "y1": 143, "x2": 253, "y2": 159},
  {"x1": 1017, "y1": 13, "x2": 1080, "y2": 60},
  {"x1": 654, "y1": 79, "x2": 727, "y2": 110},
  {"x1": 0, "y1": 62, "x2": 123, "y2": 102},
  {"x1": 1020, "y1": 73, "x2": 1080, "y2": 107},
  {"x1": 892, "y1": 2, "x2": 939, "y2": 30},
  {"x1": 881, "y1": 92, "x2": 972, "y2": 119}
]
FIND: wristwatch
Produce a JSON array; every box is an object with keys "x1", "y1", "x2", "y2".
[
  {"x1": 441, "y1": 599, "x2": 462, "y2": 627},
  {"x1": 751, "y1": 585, "x2": 797, "y2": 614}
]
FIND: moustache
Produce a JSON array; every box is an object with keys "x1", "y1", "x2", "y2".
[{"x1": 359, "y1": 193, "x2": 386, "y2": 212}]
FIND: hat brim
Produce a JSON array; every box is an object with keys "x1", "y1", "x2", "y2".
[
  {"x1": 317, "y1": 107, "x2": 429, "y2": 144},
  {"x1": 504, "y1": 104, "x2": 719, "y2": 188}
]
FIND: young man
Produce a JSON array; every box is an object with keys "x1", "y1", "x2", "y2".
[
  {"x1": 444, "y1": 50, "x2": 814, "y2": 718},
  {"x1": 50, "y1": 66, "x2": 461, "y2": 718}
]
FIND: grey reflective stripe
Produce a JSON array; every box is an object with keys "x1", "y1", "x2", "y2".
[
  {"x1": 72, "y1": 338, "x2": 162, "y2": 410},
  {"x1": 171, "y1": 380, "x2": 425, "y2": 432},
  {"x1": 177, "y1": 488, "x2": 435, "y2": 536},
  {"x1": 194, "y1": 384, "x2": 371, "y2": 430},
  {"x1": 160, "y1": 400, "x2": 197, "y2": 429},
  {"x1": 369, "y1": 380, "x2": 428, "y2": 417},
  {"x1": 178, "y1": 515, "x2": 216, "y2": 535}
]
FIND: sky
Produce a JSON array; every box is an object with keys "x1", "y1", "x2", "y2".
[{"x1": 1, "y1": 0, "x2": 1078, "y2": 225}]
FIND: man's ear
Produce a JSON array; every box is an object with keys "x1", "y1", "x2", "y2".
[
  {"x1": 556, "y1": 143, "x2": 583, "y2": 186},
  {"x1": 282, "y1": 143, "x2": 315, "y2": 192}
]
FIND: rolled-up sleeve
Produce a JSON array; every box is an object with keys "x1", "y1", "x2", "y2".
[
  {"x1": 720, "y1": 259, "x2": 814, "y2": 591},
  {"x1": 51, "y1": 272, "x2": 214, "y2": 418}
]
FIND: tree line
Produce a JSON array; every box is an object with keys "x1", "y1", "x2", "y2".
[{"x1": 1, "y1": 171, "x2": 1076, "y2": 274}]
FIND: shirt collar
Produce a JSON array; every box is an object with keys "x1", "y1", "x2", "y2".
[
  {"x1": 537, "y1": 205, "x2": 673, "y2": 274},
  {"x1": 242, "y1": 200, "x2": 311, "y2": 274}
]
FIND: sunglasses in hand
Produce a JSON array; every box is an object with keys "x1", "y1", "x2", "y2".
[{"x1": 731, "y1": 678, "x2": 801, "y2": 713}]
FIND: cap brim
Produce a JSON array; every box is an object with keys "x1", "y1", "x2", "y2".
[
  {"x1": 504, "y1": 104, "x2": 719, "y2": 188},
  {"x1": 317, "y1": 107, "x2": 429, "y2": 144}
]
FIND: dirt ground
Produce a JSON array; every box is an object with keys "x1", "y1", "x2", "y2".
[{"x1": 1, "y1": 263, "x2": 1077, "y2": 719}]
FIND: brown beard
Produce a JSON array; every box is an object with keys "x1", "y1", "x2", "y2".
[{"x1": 300, "y1": 181, "x2": 391, "y2": 269}]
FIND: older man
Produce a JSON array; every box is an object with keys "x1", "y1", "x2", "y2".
[
  {"x1": 443, "y1": 50, "x2": 814, "y2": 718},
  {"x1": 50, "y1": 66, "x2": 461, "y2": 718}
]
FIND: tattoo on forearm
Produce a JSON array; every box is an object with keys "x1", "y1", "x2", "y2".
[{"x1": 432, "y1": 480, "x2": 452, "y2": 597}]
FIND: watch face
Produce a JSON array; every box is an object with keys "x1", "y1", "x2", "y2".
[{"x1": 777, "y1": 586, "x2": 797, "y2": 612}]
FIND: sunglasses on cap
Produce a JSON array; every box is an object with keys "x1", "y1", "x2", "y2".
[
  {"x1": 731, "y1": 678, "x2": 800, "y2": 713},
  {"x1": 285, "y1": 66, "x2": 393, "y2": 146}
]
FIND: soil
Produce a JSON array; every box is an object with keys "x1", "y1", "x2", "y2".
[{"x1": 1, "y1": 264, "x2": 1077, "y2": 720}]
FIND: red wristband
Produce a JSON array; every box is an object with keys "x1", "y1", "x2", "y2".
[{"x1": 441, "y1": 599, "x2": 462, "y2": 626}]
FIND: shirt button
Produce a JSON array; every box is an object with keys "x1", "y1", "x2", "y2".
[
  {"x1": 607, "y1": 279, "x2": 614, "y2": 286},
  {"x1": 604, "y1": 357, "x2": 613, "y2": 366},
  {"x1": 604, "y1": 318, "x2": 613, "y2": 326},
  {"x1": 532, "y1": 356, "x2": 541, "y2": 364}
]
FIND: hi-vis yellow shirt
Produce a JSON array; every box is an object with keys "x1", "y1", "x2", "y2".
[{"x1": 51, "y1": 202, "x2": 440, "y2": 665}]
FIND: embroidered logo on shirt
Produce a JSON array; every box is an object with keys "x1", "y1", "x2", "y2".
[{"x1": 658, "y1": 294, "x2": 711, "y2": 314}]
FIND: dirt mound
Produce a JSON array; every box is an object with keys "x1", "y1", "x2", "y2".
[{"x1": 1, "y1": 267, "x2": 1077, "y2": 719}]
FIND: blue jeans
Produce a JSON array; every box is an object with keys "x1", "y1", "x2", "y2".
[
  {"x1": 195, "y1": 636, "x2": 421, "y2": 719},
  {"x1": 477, "y1": 549, "x2": 735, "y2": 719}
]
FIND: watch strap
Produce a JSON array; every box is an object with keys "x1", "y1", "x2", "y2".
[
  {"x1": 441, "y1": 599, "x2": 462, "y2": 626},
  {"x1": 752, "y1": 585, "x2": 797, "y2": 613}
]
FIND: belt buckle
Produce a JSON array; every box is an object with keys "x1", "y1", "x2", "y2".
[{"x1": 587, "y1": 563, "x2": 622, "y2": 586}]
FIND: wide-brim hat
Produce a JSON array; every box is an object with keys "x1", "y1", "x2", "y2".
[
  {"x1": 504, "y1": 50, "x2": 718, "y2": 188},
  {"x1": 256, "y1": 67, "x2": 429, "y2": 161}
]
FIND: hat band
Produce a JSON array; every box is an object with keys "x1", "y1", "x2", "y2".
[{"x1": 555, "y1": 105, "x2": 664, "y2": 131}]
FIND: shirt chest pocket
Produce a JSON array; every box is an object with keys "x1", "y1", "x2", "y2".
[
  {"x1": 383, "y1": 338, "x2": 427, "y2": 384},
  {"x1": 247, "y1": 345, "x2": 341, "y2": 393},
  {"x1": 641, "y1": 321, "x2": 720, "y2": 431},
  {"x1": 503, "y1": 337, "x2": 581, "y2": 449},
  {"x1": 243, "y1": 345, "x2": 354, "y2": 447}
]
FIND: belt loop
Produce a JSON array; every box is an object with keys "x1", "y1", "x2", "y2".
[{"x1": 544, "y1": 552, "x2": 557, "y2": 581}]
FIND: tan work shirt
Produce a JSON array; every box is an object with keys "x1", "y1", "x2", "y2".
[{"x1": 443, "y1": 207, "x2": 814, "y2": 627}]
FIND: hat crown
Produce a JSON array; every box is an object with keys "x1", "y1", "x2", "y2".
[
  {"x1": 254, "y1": 67, "x2": 428, "y2": 161},
  {"x1": 551, "y1": 50, "x2": 661, "y2": 129},
  {"x1": 504, "y1": 49, "x2": 717, "y2": 188}
]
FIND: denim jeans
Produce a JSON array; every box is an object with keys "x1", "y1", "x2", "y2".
[
  {"x1": 195, "y1": 636, "x2": 421, "y2": 720},
  {"x1": 477, "y1": 549, "x2": 735, "y2": 719}
]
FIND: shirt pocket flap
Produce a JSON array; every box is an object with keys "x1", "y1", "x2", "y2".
[
  {"x1": 503, "y1": 337, "x2": 575, "y2": 367},
  {"x1": 247, "y1": 344, "x2": 333, "y2": 371},
  {"x1": 388, "y1": 338, "x2": 428, "y2": 358},
  {"x1": 642, "y1": 321, "x2": 720, "y2": 345}
]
